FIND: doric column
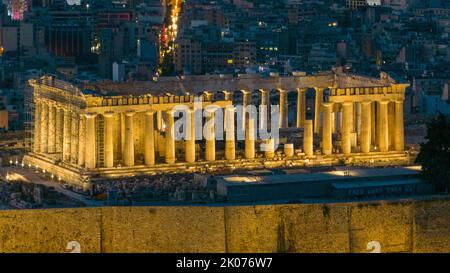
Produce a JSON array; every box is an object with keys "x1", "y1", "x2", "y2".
[
  {"x1": 360, "y1": 101, "x2": 372, "y2": 153},
  {"x1": 314, "y1": 88, "x2": 323, "y2": 134},
  {"x1": 33, "y1": 100, "x2": 41, "y2": 153},
  {"x1": 341, "y1": 102, "x2": 353, "y2": 155},
  {"x1": 322, "y1": 102, "x2": 333, "y2": 155},
  {"x1": 225, "y1": 106, "x2": 235, "y2": 161},
  {"x1": 377, "y1": 100, "x2": 389, "y2": 152},
  {"x1": 185, "y1": 109, "x2": 195, "y2": 163},
  {"x1": 85, "y1": 113, "x2": 97, "y2": 169},
  {"x1": 245, "y1": 112, "x2": 256, "y2": 159},
  {"x1": 143, "y1": 110, "x2": 156, "y2": 166},
  {"x1": 124, "y1": 111, "x2": 135, "y2": 167},
  {"x1": 157, "y1": 110, "x2": 163, "y2": 131},
  {"x1": 264, "y1": 139, "x2": 275, "y2": 159},
  {"x1": 388, "y1": 102, "x2": 396, "y2": 149},
  {"x1": 297, "y1": 88, "x2": 306, "y2": 128},
  {"x1": 241, "y1": 90, "x2": 251, "y2": 130},
  {"x1": 165, "y1": 110, "x2": 176, "y2": 164},
  {"x1": 279, "y1": 89, "x2": 288, "y2": 128},
  {"x1": 223, "y1": 91, "x2": 233, "y2": 101},
  {"x1": 371, "y1": 102, "x2": 376, "y2": 146},
  {"x1": 303, "y1": 120, "x2": 313, "y2": 157},
  {"x1": 62, "y1": 109, "x2": 71, "y2": 161},
  {"x1": 78, "y1": 114, "x2": 86, "y2": 166},
  {"x1": 259, "y1": 89, "x2": 269, "y2": 130},
  {"x1": 47, "y1": 103, "x2": 56, "y2": 154},
  {"x1": 205, "y1": 108, "x2": 216, "y2": 162},
  {"x1": 40, "y1": 102, "x2": 48, "y2": 154},
  {"x1": 104, "y1": 112, "x2": 115, "y2": 168},
  {"x1": 70, "y1": 111, "x2": 79, "y2": 164},
  {"x1": 394, "y1": 100, "x2": 405, "y2": 151},
  {"x1": 355, "y1": 102, "x2": 362, "y2": 141},
  {"x1": 55, "y1": 107, "x2": 63, "y2": 154}
]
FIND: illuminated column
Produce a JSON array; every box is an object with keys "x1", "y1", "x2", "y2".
[
  {"x1": 377, "y1": 100, "x2": 389, "y2": 152},
  {"x1": 355, "y1": 102, "x2": 362, "y2": 141},
  {"x1": 245, "y1": 112, "x2": 256, "y2": 159},
  {"x1": 70, "y1": 111, "x2": 79, "y2": 164},
  {"x1": 205, "y1": 108, "x2": 216, "y2": 162},
  {"x1": 185, "y1": 109, "x2": 196, "y2": 163},
  {"x1": 165, "y1": 110, "x2": 176, "y2": 164},
  {"x1": 124, "y1": 111, "x2": 135, "y2": 167},
  {"x1": 303, "y1": 120, "x2": 314, "y2": 157},
  {"x1": 225, "y1": 106, "x2": 235, "y2": 161},
  {"x1": 314, "y1": 88, "x2": 323, "y2": 134},
  {"x1": 47, "y1": 104, "x2": 56, "y2": 153},
  {"x1": 297, "y1": 88, "x2": 306, "y2": 128},
  {"x1": 78, "y1": 114, "x2": 86, "y2": 167},
  {"x1": 341, "y1": 102, "x2": 352, "y2": 155},
  {"x1": 62, "y1": 109, "x2": 71, "y2": 161},
  {"x1": 322, "y1": 102, "x2": 333, "y2": 155},
  {"x1": 279, "y1": 89, "x2": 288, "y2": 128},
  {"x1": 104, "y1": 112, "x2": 114, "y2": 168},
  {"x1": 157, "y1": 110, "x2": 163, "y2": 131},
  {"x1": 33, "y1": 100, "x2": 41, "y2": 153},
  {"x1": 144, "y1": 110, "x2": 156, "y2": 166},
  {"x1": 360, "y1": 101, "x2": 372, "y2": 153},
  {"x1": 259, "y1": 89, "x2": 269, "y2": 130},
  {"x1": 264, "y1": 139, "x2": 275, "y2": 159},
  {"x1": 388, "y1": 102, "x2": 395, "y2": 149},
  {"x1": 85, "y1": 113, "x2": 97, "y2": 169},
  {"x1": 55, "y1": 107, "x2": 63, "y2": 154},
  {"x1": 394, "y1": 100, "x2": 405, "y2": 151},
  {"x1": 241, "y1": 90, "x2": 251, "y2": 130},
  {"x1": 284, "y1": 143, "x2": 294, "y2": 157},
  {"x1": 41, "y1": 102, "x2": 49, "y2": 154},
  {"x1": 223, "y1": 91, "x2": 233, "y2": 101}
]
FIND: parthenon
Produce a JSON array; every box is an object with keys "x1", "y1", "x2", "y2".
[{"x1": 23, "y1": 71, "x2": 411, "y2": 188}]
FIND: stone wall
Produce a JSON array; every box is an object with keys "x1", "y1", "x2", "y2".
[{"x1": 0, "y1": 198, "x2": 449, "y2": 253}]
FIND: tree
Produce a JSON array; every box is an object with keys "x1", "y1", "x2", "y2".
[{"x1": 415, "y1": 113, "x2": 450, "y2": 193}]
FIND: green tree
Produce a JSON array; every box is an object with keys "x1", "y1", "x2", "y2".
[{"x1": 415, "y1": 113, "x2": 450, "y2": 193}]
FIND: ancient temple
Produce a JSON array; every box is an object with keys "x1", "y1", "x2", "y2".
[{"x1": 23, "y1": 71, "x2": 411, "y2": 189}]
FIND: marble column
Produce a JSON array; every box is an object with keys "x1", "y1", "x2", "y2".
[
  {"x1": 371, "y1": 102, "x2": 377, "y2": 146},
  {"x1": 297, "y1": 88, "x2": 306, "y2": 128},
  {"x1": 241, "y1": 90, "x2": 251, "y2": 130},
  {"x1": 157, "y1": 110, "x2": 163, "y2": 131},
  {"x1": 377, "y1": 100, "x2": 389, "y2": 152},
  {"x1": 303, "y1": 120, "x2": 313, "y2": 157},
  {"x1": 388, "y1": 102, "x2": 396, "y2": 149},
  {"x1": 62, "y1": 109, "x2": 71, "y2": 161},
  {"x1": 124, "y1": 111, "x2": 135, "y2": 167},
  {"x1": 144, "y1": 110, "x2": 156, "y2": 166},
  {"x1": 341, "y1": 102, "x2": 352, "y2": 155},
  {"x1": 360, "y1": 101, "x2": 372, "y2": 153},
  {"x1": 40, "y1": 102, "x2": 49, "y2": 154},
  {"x1": 70, "y1": 111, "x2": 79, "y2": 164},
  {"x1": 259, "y1": 89, "x2": 269, "y2": 130},
  {"x1": 322, "y1": 102, "x2": 333, "y2": 155},
  {"x1": 205, "y1": 109, "x2": 216, "y2": 162},
  {"x1": 104, "y1": 112, "x2": 115, "y2": 168},
  {"x1": 225, "y1": 106, "x2": 235, "y2": 161},
  {"x1": 78, "y1": 114, "x2": 86, "y2": 166},
  {"x1": 165, "y1": 110, "x2": 175, "y2": 164},
  {"x1": 264, "y1": 139, "x2": 275, "y2": 159},
  {"x1": 33, "y1": 100, "x2": 41, "y2": 153},
  {"x1": 279, "y1": 89, "x2": 288, "y2": 128},
  {"x1": 55, "y1": 107, "x2": 63, "y2": 154},
  {"x1": 185, "y1": 109, "x2": 196, "y2": 163},
  {"x1": 245, "y1": 112, "x2": 256, "y2": 159},
  {"x1": 394, "y1": 100, "x2": 405, "y2": 152},
  {"x1": 314, "y1": 88, "x2": 323, "y2": 134},
  {"x1": 85, "y1": 113, "x2": 97, "y2": 169},
  {"x1": 47, "y1": 104, "x2": 56, "y2": 154}
]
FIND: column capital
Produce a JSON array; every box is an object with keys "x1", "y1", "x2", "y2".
[
  {"x1": 145, "y1": 110, "x2": 156, "y2": 116},
  {"x1": 124, "y1": 111, "x2": 135, "y2": 117},
  {"x1": 103, "y1": 111, "x2": 114, "y2": 118},
  {"x1": 378, "y1": 100, "x2": 390, "y2": 105},
  {"x1": 341, "y1": 101, "x2": 353, "y2": 106},
  {"x1": 296, "y1": 88, "x2": 307, "y2": 93},
  {"x1": 394, "y1": 99, "x2": 404, "y2": 104},
  {"x1": 85, "y1": 112, "x2": 97, "y2": 119},
  {"x1": 361, "y1": 100, "x2": 372, "y2": 106},
  {"x1": 322, "y1": 102, "x2": 334, "y2": 108},
  {"x1": 277, "y1": 88, "x2": 287, "y2": 94}
]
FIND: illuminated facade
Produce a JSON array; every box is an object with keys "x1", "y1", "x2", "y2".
[{"x1": 24, "y1": 72, "x2": 410, "y2": 189}]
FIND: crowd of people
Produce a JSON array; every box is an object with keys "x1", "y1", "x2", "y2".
[{"x1": 92, "y1": 174, "x2": 212, "y2": 204}]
